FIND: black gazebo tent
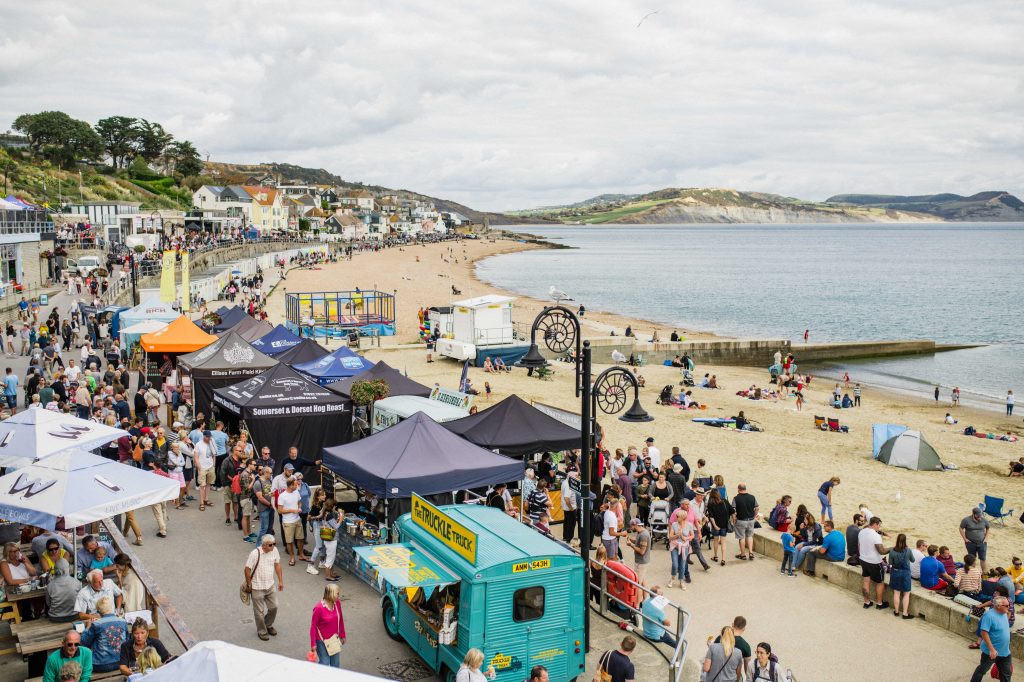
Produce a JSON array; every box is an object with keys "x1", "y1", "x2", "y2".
[
  {"x1": 212, "y1": 306, "x2": 247, "y2": 333},
  {"x1": 228, "y1": 316, "x2": 274, "y2": 342},
  {"x1": 178, "y1": 331, "x2": 278, "y2": 417},
  {"x1": 322, "y1": 411, "x2": 523, "y2": 499},
  {"x1": 325, "y1": 360, "x2": 431, "y2": 399},
  {"x1": 276, "y1": 338, "x2": 329, "y2": 366},
  {"x1": 213, "y1": 363, "x2": 352, "y2": 469},
  {"x1": 442, "y1": 394, "x2": 582, "y2": 456}
]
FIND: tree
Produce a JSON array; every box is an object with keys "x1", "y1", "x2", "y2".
[
  {"x1": 11, "y1": 111, "x2": 102, "y2": 166},
  {"x1": 164, "y1": 140, "x2": 202, "y2": 177},
  {"x1": 94, "y1": 116, "x2": 140, "y2": 169},
  {"x1": 136, "y1": 120, "x2": 173, "y2": 164}
]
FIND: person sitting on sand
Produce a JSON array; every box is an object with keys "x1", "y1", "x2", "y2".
[
  {"x1": 945, "y1": 413, "x2": 958, "y2": 425},
  {"x1": 841, "y1": 393, "x2": 853, "y2": 408},
  {"x1": 700, "y1": 374, "x2": 711, "y2": 388},
  {"x1": 671, "y1": 355, "x2": 684, "y2": 368},
  {"x1": 493, "y1": 357, "x2": 509, "y2": 373},
  {"x1": 482, "y1": 357, "x2": 495, "y2": 373},
  {"x1": 768, "y1": 496, "x2": 792, "y2": 532},
  {"x1": 708, "y1": 375, "x2": 720, "y2": 389},
  {"x1": 733, "y1": 411, "x2": 749, "y2": 430},
  {"x1": 636, "y1": 374, "x2": 645, "y2": 388},
  {"x1": 1008, "y1": 459, "x2": 1024, "y2": 477}
]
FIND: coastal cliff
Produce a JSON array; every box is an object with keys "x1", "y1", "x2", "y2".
[{"x1": 513, "y1": 187, "x2": 1024, "y2": 224}]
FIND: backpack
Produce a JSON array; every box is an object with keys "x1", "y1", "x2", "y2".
[
  {"x1": 230, "y1": 472, "x2": 243, "y2": 495},
  {"x1": 768, "y1": 504, "x2": 784, "y2": 529}
]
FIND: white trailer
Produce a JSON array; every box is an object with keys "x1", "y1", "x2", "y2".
[{"x1": 435, "y1": 295, "x2": 517, "y2": 361}]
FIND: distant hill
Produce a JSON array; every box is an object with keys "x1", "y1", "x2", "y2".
[
  {"x1": 510, "y1": 193, "x2": 640, "y2": 216},
  {"x1": 202, "y1": 160, "x2": 537, "y2": 225},
  {"x1": 825, "y1": 192, "x2": 1024, "y2": 221},
  {"x1": 519, "y1": 188, "x2": 938, "y2": 224}
]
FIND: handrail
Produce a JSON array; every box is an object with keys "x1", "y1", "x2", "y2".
[
  {"x1": 596, "y1": 563, "x2": 691, "y2": 682},
  {"x1": 100, "y1": 519, "x2": 199, "y2": 651}
]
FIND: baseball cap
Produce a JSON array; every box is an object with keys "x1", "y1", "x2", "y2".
[
  {"x1": 172, "y1": 421, "x2": 183, "y2": 428},
  {"x1": 202, "y1": 430, "x2": 212, "y2": 437},
  {"x1": 645, "y1": 437, "x2": 655, "y2": 443},
  {"x1": 630, "y1": 518, "x2": 643, "y2": 527},
  {"x1": 284, "y1": 463, "x2": 295, "y2": 470}
]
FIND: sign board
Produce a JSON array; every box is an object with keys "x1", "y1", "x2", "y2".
[
  {"x1": 567, "y1": 476, "x2": 581, "y2": 495},
  {"x1": 411, "y1": 493, "x2": 478, "y2": 565},
  {"x1": 429, "y1": 386, "x2": 473, "y2": 410}
]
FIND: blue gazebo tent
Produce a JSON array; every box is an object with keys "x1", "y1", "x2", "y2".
[
  {"x1": 293, "y1": 346, "x2": 375, "y2": 385},
  {"x1": 118, "y1": 299, "x2": 180, "y2": 331},
  {"x1": 250, "y1": 324, "x2": 303, "y2": 356}
]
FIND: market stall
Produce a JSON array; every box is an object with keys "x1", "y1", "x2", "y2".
[
  {"x1": 250, "y1": 323, "x2": 303, "y2": 356},
  {"x1": 0, "y1": 410, "x2": 131, "y2": 468},
  {"x1": 225, "y1": 316, "x2": 273, "y2": 342},
  {"x1": 370, "y1": 395, "x2": 469, "y2": 433},
  {"x1": 213, "y1": 363, "x2": 352, "y2": 470},
  {"x1": 325, "y1": 360, "x2": 431, "y2": 399},
  {"x1": 443, "y1": 394, "x2": 581, "y2": 456},
  {"x1": 293, "y1": 346, "x2": 375, "y2": 386},
  {"x1": 276, "y1": 337, "x2": 330, "y2": 365},
  {"x1": 117, "y1": 299, "x2": 180, "y2": 332},
  {"x1": 119, "y1": 319, "x2": 168, "y2": 350},
  {"x1": 209, "y1": 305, "x2": 247, "y2": 333},
  {"x1": 177, "y1": 330, "x2": 278, "y2": 417},
  {"x1": 139, "y1": 316, "x2": 218, "y2": 389}
]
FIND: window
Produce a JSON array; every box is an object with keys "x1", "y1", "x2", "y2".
[{"x1": 513, "y1": 586, "x2": 545, "y2": 622}]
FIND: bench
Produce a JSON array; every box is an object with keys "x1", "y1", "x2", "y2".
[
  {"x1": 752, "y1": 529, "x2": 1024, "y2": 658},
  {"x1": 28, "y1": 671, "x2": 124, "y2": 682}
]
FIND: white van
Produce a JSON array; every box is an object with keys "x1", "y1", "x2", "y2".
[{"x1": 65, "y1": 255, "x2": 102, "y2": 277}]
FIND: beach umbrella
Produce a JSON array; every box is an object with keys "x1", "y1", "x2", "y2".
[
  {"x1": 0, "y1": 410, "x2": 129, "y2": 468},
  {"x1": 0, "y1": 449, "x2": 179, "y2": 529},
  {"x1": 876, "y1": 430, "x2": 943, "y2": 471}
]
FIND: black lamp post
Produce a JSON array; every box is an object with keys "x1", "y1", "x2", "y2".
[{"x1": 517, "y1": 307, "x2": 652, "y2": 652}]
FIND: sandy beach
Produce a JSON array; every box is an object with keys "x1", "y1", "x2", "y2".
[{"x1": 266, "y1": 237, "x2": 1024, "y2": 570}]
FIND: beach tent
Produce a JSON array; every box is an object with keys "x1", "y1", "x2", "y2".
[
  {"x1": 877, "y1": 430, "x2": 943, "y2": 471},
  {"x1": 141, "y1": 315, "x2": 218, "y2": 354},
  {"x1": 119, "y1": 319, "x2": 168, "y2": 349},
  {"x1": 211, "y1": 306, "x2": 247, "y2": 333},
  {"x1": 276, "y1": 337, "x2": 329, "y2": 365},
  {"x1": 0, "y1": 449, "x2": 178, "y2": 529},
  {"x1": 144, "y1": 640, "x2": 386, "y2": 681},
  {"x1": 227, "y1": 316, "x2": 274, "y2": 342},
  {"x1": 178, "y1": 331, "x2": 279, "y2": 416},
  {"x1": 213, "y1": 363, "x2": 352, "y2": 465},
  {"x1": 293, "y1": 346, "x2": 375, "y2": 385},
  {"x1": 442, "y1": 394, "x2": 582, "y2": 456},
  {"x1": 322, "y1": 411, "x2": 523, "y2": 499},
  {"x1": 0, "y1": 199, "x2": 23, "y2": 210},
  {"x1": 251, "y1": 324, "x2": 303, "y2": 356},
  {"x1": 872, "y1": 423, "x2": 909, "y2": 458},
  {"x1": 118, "y1": 299, "x2": 180, "y2": 330},
  {"x1": 325, "y1": 360, "x2": 431, "y2": 399},
  {"x1": 0, "y1": 410, "x2": 130, "y2": 468}
]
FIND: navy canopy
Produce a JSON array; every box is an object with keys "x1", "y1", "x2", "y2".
[
  {"x1": 326, "y1": 360, "x2": 431, "y2": 399},
  {"x1": 276, "y1": 338, "x2": 329, "y2": 365},
  {"x1": 251, "y1": 324, "x2": 303, "y2": 356},
  {"x1": 442, "y1": 394, "x2": 582, "y2": 456},
  {"x1": 227, "y1": 316, "x2": 274, "y2": 342},
  {"x1": 212, "y1": 306, "x2": 247, "y2": 333},
  {"x1": 322, "y1": 411, "x2": 523, "y2": 498},
  {"x1": 293, "y1": 347, "x2": 375, "y2": 385}
]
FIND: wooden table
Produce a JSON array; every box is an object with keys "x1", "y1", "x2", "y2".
[
  {"x1": 4, "y1": 587, "x2": 44, "y2": 624},
  {"x1": 14, "y1": 617, "x2": 76, "y2": 655}
]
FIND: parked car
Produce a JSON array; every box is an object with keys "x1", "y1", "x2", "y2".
[{"x1": 64, "y1": 255, "x2": 102, "y2": 277}]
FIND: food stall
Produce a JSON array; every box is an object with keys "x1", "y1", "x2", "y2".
[
  {"x1": 355, "y1": 497, "x2": 586, "y2": 682},
  {"x1": 370, "y1": 392, "x2": 469, "y2": 433},
  {"x1": 139, "y1": 315, "x2": 218, "y2": 389}
]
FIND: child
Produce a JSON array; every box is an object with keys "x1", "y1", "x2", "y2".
[
  {"x1": 90, "y1": 546, "x2": 113, "y2": 572},
  {"x1": 781, "y1": 531, "x2": 796, "y2": 577},
  {"x1": 484, "y1": 381, "x2": 492, "y2": 401}
]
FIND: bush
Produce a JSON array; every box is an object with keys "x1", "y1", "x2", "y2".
[{"x1": 133, "y1": 245, "x2": 147, "y2": 254}]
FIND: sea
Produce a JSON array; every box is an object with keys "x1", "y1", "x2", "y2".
[{"x1": 476, "y1": 223, "x2": 1024, "y2": 412}]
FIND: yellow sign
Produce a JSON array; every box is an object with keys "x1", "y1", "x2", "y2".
[
  {"x1": 490, "y1": 653, "x2": 512, "y2": 669},
  {"x1": 159, "y1": 250, "x2": 176, "y2": 302},
  {"x1": 180, "y1": 252, "x2": 190, "y2": 311},
  {"x1": 411, "y1": 494, "x2": 478, "y2": 565},
  {"x1": 512, "y1": 559, "x2": 550, "y2": 573}
]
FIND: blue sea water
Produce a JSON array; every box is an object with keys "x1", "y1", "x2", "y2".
[{"x1": 476, "y1": 223, "x2": 1024, "y2": 411}]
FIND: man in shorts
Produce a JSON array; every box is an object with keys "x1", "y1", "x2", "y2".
[
  {"x1": 193, "y1": 430, "x2": 217, "y2": 511},
  {"x1": 858, "y1": 516, "x2": 890, "y2": 610},
  {"x1": 3, "y1": 367, "x2": 18, "y2": 414},
  {"x1": 238, "y1": 458, "x2": 258, "y2": 542},
  {"x1": 960, "y1": 507, "x2": 991, "y2": 572},
  {"x1": 731, "y1": 483, "x2": 758, "y2": 561},
  {"x1": 276, "y1": 477, "x2": 308, "y2": 565}
]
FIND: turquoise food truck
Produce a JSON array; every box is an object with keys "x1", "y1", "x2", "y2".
[{"x1": 355, "y1": 495, "x2": 586, "y2": 682}]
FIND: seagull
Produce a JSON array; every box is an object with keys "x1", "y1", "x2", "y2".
[
  {"x1": 549, "y1": 285, "x2": 573, "y2": 303},
  {"x1": 636, "y1": 10, "x2": 659, "y2": 27}
]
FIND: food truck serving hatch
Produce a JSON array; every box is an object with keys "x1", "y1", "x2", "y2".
[{"x1": 354, "y1": 543, "x2": 459, "y2": 589}]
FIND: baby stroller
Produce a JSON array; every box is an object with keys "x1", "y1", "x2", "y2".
[
  {"x1": 680, "y1": 370, "x2": 695, "y2": 387},
  {"x1": 648, "y1": 500, "x2": 671, "y2": 548}
]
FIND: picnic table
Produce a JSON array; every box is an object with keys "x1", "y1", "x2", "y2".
[
  {"x1": 4, "y1": 587, "x2": 44, "y2": 624},
  {"x1": 13, "y1": 617, "x2": 74, "y2": 655}
]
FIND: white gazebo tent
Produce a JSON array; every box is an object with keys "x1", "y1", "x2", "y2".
[
  {"x1": 119, "y1": 319, "x2": 170, "y2": 348},
  {"x1": 145, "y1": 640, "x2": 387, "y2": 680},
  {"x1": 0, "y1": 410, "x2": 129, "y2": 468}
]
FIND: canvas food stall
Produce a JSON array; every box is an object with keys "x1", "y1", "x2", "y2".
[
  {"x1": 139, "y1": 315, "x2": 217, "y2": 390},
  {"x1": 355, "y1": 498, "x2": 586, "y2": 682},
  {"x1": 177, "y1": 330, "x2": 278, "y2": 417}
]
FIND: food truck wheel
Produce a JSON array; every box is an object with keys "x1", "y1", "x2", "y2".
[
  {"x1": 382, "y1": 600, "x2": 402, "y2": 641},
  {"x1": 441, "y1": 667, "x2": 456, "y2": 682}
]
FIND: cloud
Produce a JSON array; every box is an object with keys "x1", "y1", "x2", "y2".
[{"x1": 1, "y1": 0, "x2": 1021, "y2": 210}]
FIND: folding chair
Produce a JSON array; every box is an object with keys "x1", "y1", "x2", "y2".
[{"x1": 980, "y1": 495, "x2": 1014, "y2": 526}]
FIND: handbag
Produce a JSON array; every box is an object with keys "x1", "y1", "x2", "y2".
[
  {"x1": 319, "y1": 602, "x2": 343, "y2": 655},
  {"x1": 592, "y1": 650, "x2": 612, "y2": 682},
  {"x1": 991, "y1": 661, "x2": 1013, "y2": 678},
  {"x1": 240, "y1": 550, "x2": 261, "y2": 604},
  {"x1": 320, "y1": 526, "x2": 336, "y2": 541}
]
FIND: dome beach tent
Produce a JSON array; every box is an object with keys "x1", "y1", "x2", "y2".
[
  {"x1": 872, "y1": 423, "x2": 908, "y2": 458},
  {"x1": 876, "y1": 430, "x2": 943, "y2": 471},
  {"x1": 178, "y1": 330, "x2": 278, "y2": 417},
  {"x1": 251, "y1": 324, "x2": 303, "y2": 356},
  {"x1": 293, "y1": 346, "x2": 375, "y2": 385}
]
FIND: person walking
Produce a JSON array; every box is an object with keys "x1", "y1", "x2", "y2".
[
  {"x1": 454, "y1": 648, "x2": 493, "y2": 681},
  {"x1": 560, "y1": 469, "x2": 579, "y2": 546},
  {"x1": 969, "y1": 595, "x2": 1012, "y2": 682},
  {"x1": 253, "y1": 467, "x2": 275, "y2": 541},
  {"x1": 3, "y1": 367, "x2": 19, "y2": 415},
  {"x1": 309, "y1": 583, "x2": 345, "y2": 667},
  {"x1": 817, "y1": 477, "x2": 839, "y2": 522},
  {"x1": 746, "y1": 642, "x2": 784, "y2": 681},
  {"x1": 703, "y1": 626, "x2": 743, "y2": 682},
  {"x1": 934, "y1": 386, "x2": 940, "y2": 402},
  {"x1": 277, "y1": 477, "x2": 308, "y2": 566},
  {"x1": 244, "y1": 535, "x2": 284, "y2": 641},
  {"x1": 595, "y1": 636, "x2": 636, "y2": 682},
  {"x1": 960, "y1": 507, "x2": 991, "y2": 572}
]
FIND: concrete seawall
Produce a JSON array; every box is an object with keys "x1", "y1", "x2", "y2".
[{"x1": 534, "y1": 337, "x2": 978, "y2": 368}]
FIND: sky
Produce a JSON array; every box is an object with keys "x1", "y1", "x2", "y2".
[{"x1": 2, "y1": 1, "x2": 1022, "y2": 211}]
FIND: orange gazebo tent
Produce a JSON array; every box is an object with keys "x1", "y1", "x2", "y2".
[{"x1": 140, "y1": 315, "x2": 217, "y2": 354}]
